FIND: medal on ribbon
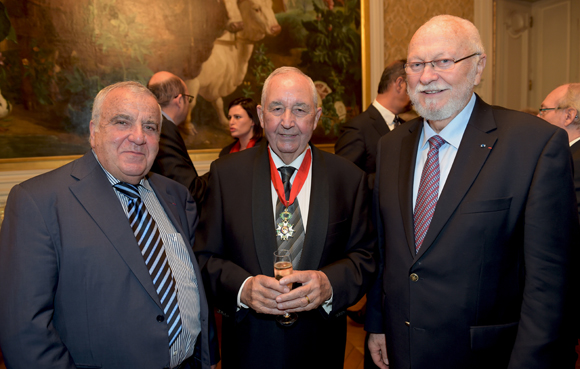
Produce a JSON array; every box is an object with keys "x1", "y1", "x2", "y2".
[{"x1": 269, "y1": 148, "x2": 312, "y2": 241}]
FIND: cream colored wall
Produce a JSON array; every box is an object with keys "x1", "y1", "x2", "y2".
[{"x1": 382, "y1": 0, "x2": 475, "y2": 64}]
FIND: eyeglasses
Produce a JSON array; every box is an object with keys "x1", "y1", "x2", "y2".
[
  {"x1": 404, "y1": 53, "x2": 481, "y2": 74},
  {"x1": 538, "y1": 107, "x2": 562, "y2": 117},
  {"x1": 176, "y1": 94, "x2": 195, "y2": 103}
]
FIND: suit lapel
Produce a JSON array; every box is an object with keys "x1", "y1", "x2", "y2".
[
  {"x1": 251, "y1": 142, "x2": 279, "y2": 276},
  {"x1": 416, "y1": 97, "x2": 498, "y2": 259},
  {"x1": 368, "y1": 105, "x2": 391, "y2": 136},
  {"x1": 398, "y1": 120, "x2": 423, "y2": 256},
  {"x1": 299, "y1": 145, "x2": 329, "y2": 271},
  {"x1": 69, "y1": 153, "x2": 162, "y2": 308}
]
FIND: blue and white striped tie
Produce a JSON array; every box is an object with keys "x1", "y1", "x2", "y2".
[{"x1": 114, "y1": 182, "x2": 182, "y2": 346}]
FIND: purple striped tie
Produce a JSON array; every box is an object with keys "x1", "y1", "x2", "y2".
[{"x1": 414, "y1": 135, "x2": 446, "y2": 253}]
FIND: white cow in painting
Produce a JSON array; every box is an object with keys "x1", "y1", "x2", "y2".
[
  {"x1": 186, "y1": 0, "x2": 281, "y2": 127},
  {"x1": 0, "y1": 89, "x2": 11, "y2": 119}
]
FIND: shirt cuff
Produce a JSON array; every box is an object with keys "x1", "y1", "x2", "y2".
[
  {"x1": 321, "y1": 288, "x2": 333, "y2": 314},
  {"x1": 237, "y1": 276, "x2": 253, "y2": 310}
]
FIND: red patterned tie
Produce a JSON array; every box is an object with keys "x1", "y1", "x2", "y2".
[{"x1": 414, "y1": 135, "x2": 446, "y2": 253}]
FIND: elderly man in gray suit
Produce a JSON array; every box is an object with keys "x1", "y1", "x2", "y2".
[{"x1": 0, "y1": 81, "x2": 212, "y2": 369}]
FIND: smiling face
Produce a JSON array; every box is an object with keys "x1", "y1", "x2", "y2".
[
  {"x1": 406, "y1": 19, "x2": 486, "y2": 130},
  {"x1": 258, "y1": 72, "x2": 322, "y2": 164},
  {"x1": 228, "y1": 104, "x2": 255, "y2": 141},
  {"x1": 89, "y1": 87, "x2": 161, "y2": 184}
]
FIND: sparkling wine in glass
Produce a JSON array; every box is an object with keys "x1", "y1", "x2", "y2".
[{"x1": 274, "y1": 250, "x2": 297, "y2": 326}]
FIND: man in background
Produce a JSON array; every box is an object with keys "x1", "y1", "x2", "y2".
[
  {"x1": 335, "y1": 59, "x2": 410, "y2": 187},
  {"x1": 148, "y1": 71, "x2": 208, "y2": 208},
  {"x1": 366, "y1": 15, "x2": 578, "y2": 369},
  {"x1": 0, "y1": 81, "x2": 212, "y2": 368},
  {"x1": 538, "y1": 83, "x2": 580, "y2": 218}
]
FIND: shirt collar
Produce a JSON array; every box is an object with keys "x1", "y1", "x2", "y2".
[
  {"x1": 569, "y1": 136, "x2": 580, "y2": 147},
  {"x1": 419, "y1": 93, "x2": 477, "y2": 150},
  {"x1": 161, "y1": 110, "x2": 174, "y2": 124},
  {"x1": 372, "y1": 99, "x2": 396, "y2": 128},
  {"x1": 92, "y1": 149, "x2": 150, "y2": 190},
  {"x1": 268, "y1": 145, "x2": 310, "y2": 170}
]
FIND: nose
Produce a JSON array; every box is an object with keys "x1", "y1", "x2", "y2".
[
  {"x1": 270, "y1": 25, "x2": 281, "y2": 36},
  {"x1": 281, "y1": 109, "x2": 295, "y2": 129},
  {"x1": 419, "y1": 63, "x2": 439, "y2": 85},
  {"x1": 129, "y1": 125, "x2": 146, "y2": 145}
]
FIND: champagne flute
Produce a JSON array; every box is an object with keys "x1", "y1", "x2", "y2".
[{"x1": 273, "y1": 250, "x2": 297, "y2": 326}]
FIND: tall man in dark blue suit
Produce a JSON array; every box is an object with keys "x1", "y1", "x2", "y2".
[
  {"x1": 0, "y1": 81, "x2": 213, "y2": 369},
  {"x1": 366, "y1": 15, "x2": 578, "y2": 369}
]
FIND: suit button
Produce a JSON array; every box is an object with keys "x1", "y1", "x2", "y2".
[
  {"x1": 405, "y1": 321, "x2": 410, "y2": 326},
  {"x1": 410, "y1": 273, "x2": 419, "y2": 282},
  {"x1": 157, "y1": 315, "x2": 165, "y2": 322}
]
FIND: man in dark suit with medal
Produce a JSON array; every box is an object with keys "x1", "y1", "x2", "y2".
[
  {"x1": 195, "y1": 66, "x2": 376, "y2": 369},
  {"x1": 366, "y1": 15, "x2": 578, "y2": 369}
]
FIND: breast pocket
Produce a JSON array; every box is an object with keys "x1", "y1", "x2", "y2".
[{"x1": 461, "y1": 197, "x2": 512, "y2": 214}]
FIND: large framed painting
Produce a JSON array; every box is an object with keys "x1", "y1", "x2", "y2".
[{"x1": 0, "y1": 0, "x2": 367, "y2": 162}]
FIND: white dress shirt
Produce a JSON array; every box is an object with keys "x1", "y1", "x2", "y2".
[{"x1": 372, "y1": 99, "x2": 397, "y2": 131}]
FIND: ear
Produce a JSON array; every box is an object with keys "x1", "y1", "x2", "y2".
[
  {"x1": 257, "y1": 105, "x2": 265, "y2": 129},
  {"x1": 89, "y1": 120, "x2": 96, "y2": 147},
  {"x1": 395, "y1": 76, "x2": 406, "y2": 93},
  {"x1": 313, "y1": 107, "x2": 322, "y2": 130},
  {"x1": 473, "y1": 54, "x2": 487, "y2": 86},
  {"x1": 563, "y1": 107, "x2": 578, "y2": 127},
  {"x1": 174, "y1": 94, "x2": 184, "y2": 108}
]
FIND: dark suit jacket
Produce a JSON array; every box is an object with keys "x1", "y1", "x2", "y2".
[
  {"x1": 0, "y1": 152, "x2": 212, "y2": 369},
  {"x1": 335, "y1": 104, "x2": 392, "y2": 174},
  {"x1": 151, "y1": 116, "x2": 208, "y2": 208},
  {"x1": 571, "y1": 140, "x2": 580, "y2": 218},
  {"x1": 366, "y1": 96, "x2": 578, "y2": 369},
  {"x1": 194, "y1": 142, "x2": 376, "y2": 369}
]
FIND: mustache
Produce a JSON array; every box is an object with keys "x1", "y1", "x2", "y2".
[{"x1": 414, "y1": 83, "x2": 451, "y2": 93}]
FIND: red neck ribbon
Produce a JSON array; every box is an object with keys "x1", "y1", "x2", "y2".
[
  {"x1": 268, "y1": 148, "x2": 312, "y2": 208},
  {"x1": 230, "y1": 137, "x2": 259, "y2": 154}
]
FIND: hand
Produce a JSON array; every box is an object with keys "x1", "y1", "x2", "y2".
[
  {"x1": 240, "y1": 275, "x2": 287, "y2": 315},
  {"x1": 368, "y1": 333, "x2": 389, "y2": 368},
  {"x1": 275, "y1": 270, "x2": 332, "y2": 312}
]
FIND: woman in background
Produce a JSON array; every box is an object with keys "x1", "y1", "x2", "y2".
[{"x1": 220, "y1": 97, "x2": 263, "y2": 157}]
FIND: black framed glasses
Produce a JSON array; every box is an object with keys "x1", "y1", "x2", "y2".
[
  {"x1": 538, "y1": 107, "x2": 562, "y2": 117},
  {"x1": 176, "y1": 94, "x2": 195, "y2": 103},
  {"x1": 404, "y1": 53, "x2": 481, "y2": 74}
]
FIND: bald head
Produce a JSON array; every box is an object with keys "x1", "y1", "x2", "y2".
[
  {"x1": 147, "y1": 71, "x2": 190, "y2": 125},
  {"x1": 539, "y1": 83, "x2": 580, "y2": 142},
  {"x1": 410, "y1": 15, "x2": 484, "y2": 56}
]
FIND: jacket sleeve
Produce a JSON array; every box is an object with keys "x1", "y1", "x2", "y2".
[
  {"x1": 0, "y1": 185, "x2": 77, "y2": 369},
  {"x1": 508, "y1": 128, "x2": 579, "y2": 367}
]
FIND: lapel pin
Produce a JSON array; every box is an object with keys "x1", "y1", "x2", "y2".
[{"x1": 480, "y1": 144, "x2": 486, "y2": 148}]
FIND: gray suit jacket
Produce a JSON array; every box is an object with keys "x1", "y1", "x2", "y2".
[{"x1": 0, "y1": 152, "x2": 211, "y2": 369}]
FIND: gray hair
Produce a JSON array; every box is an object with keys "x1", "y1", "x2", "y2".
[
  {"x1": 560, "y1": 83, "x2": 580, "y2": 125},
  {"x1": 91, "y1": 81, "x2": 162, "y2": 129},
  {"x1": 261, "y1": 66, "x2": 318, "y2": 107}
]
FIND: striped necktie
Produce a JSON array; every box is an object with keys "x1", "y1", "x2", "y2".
[
  {"x1": 114, "y1": 182, "x2": 182, "y2": 346},
  {"x1": 275, "y1": 166, "x2": 304, "y2": 269},
  {"x1": 413, "y1": 135, "x2": 446, "y2": 253}
]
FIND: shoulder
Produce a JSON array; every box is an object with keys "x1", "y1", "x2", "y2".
[
  {"x1": 315, "y1": 147, "x2": 365, "y2": 176},
  {"x1": 219, "y1": 141, "x2": 237, "y2": 157},
  {"x1": 148, "y1": 172, "x2": 190, "y2": 196}
]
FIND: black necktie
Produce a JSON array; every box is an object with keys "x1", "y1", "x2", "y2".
[
  {"x1": 114, "y1": 182, "x2": 182, "y2": 346},
  {"x1": 392, "y1": 115, "x2": 402, "y2": 128}
]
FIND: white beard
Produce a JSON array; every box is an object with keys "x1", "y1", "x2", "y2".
[{"x1": 408, "y1": 67, "x2": 477, "y2": 122}]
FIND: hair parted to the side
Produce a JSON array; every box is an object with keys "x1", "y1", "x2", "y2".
[
  {"x1": 378, "y1": 59, "x2": 407, "y2": 94},
  {"x1": 261, "y1": 66, "x2": 318, "y2": 108}
]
